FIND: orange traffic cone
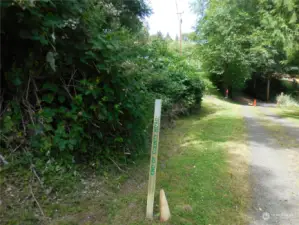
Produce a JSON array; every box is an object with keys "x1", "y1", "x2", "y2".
[
  {"x1": 160, "y1": 189, "x2": 171, "y2": 222},
  {"x1": 253, "y1": 99, "x2": 257, "y2": 106}
]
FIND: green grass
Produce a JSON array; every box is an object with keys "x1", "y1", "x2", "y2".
[
  {"x1": 276, "y1": 108, "x2": 299, "y2": 121},
  {"x1": 268, "y1": 107, "x2": 299, "y2": 124},
  {"x1": 2, "y1": 97, "x2": 251, "y2": 225},
  {"x1": 255, "y1": 108, "x2": 299, "y2": 149},
  {"x1": 100, "y1": 96, "x2": 250, "y2": 225}
]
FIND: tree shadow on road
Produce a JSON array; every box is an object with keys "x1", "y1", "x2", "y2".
[{"x1": 243, "y1": 112, "x2": 299, "y2": 225}]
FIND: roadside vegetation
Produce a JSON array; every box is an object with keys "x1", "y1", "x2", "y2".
[
  {"x1": 275, "y1": 108, "x2": 299, "y2": 122},
  {"x1": 1, "y1": 1, "x2": 206, "y2": 223},
  {"x1": 253, "y1": 107, "x2": 299, "y2": 178},
  {"x1": 2, "y1": 0, "x2": 299, "y2": 224},
  {"x1": 268, "y1": 107, "x2": 299, "y2": 124},
  {"x1": 276, "y1": 93, "x2": 299, "y2": 107},
  {"x1": 45, "y1": 97, "x2": 250, "y2": 225},
  {"x1": 275, "y1": 93, "x2": 299, "y2": 123},
  {"x1": 193, "y1": 0, "x2": 299, "y2": 101}
]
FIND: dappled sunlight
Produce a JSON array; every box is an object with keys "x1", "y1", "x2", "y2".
[
  {"x1": 154, "y1": 97, "x2": 251, "y2": 224},
  {"x1": 270, "y1": 107, "x2": 299, "y2": 124},
  {"x1": 243, "y1": 105, "x2": 299, "y2": 224},
  {"x1": 180, "y1": 139, "x2": 203, "y2": 148},
  {"x1": 203, "y1": 95, "x2": 238, "y2": 108},
  {"x1": 253, "y1": 107, "x2": 299, "y2": 181}
]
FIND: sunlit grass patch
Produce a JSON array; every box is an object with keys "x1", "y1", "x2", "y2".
[
  {"x1": 105, "y1": 97, "x2": 250, "y2": 225},
  {"x1": 269, "y1": 106, "x2": 299, "y2": 124},
  {"x1": 48, "y1": 97, "x2": 250, "y2": 225}
]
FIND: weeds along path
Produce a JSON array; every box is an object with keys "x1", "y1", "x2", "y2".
[
  {"x1": 243, "y1": 106, "x2": 299, "y2": 225},
  {"x1": 257, "y1": 106, "x2": 299, "y2": 143},
  {"x1": 51, "y1": 96, "x2": 251, "y2": 225}
]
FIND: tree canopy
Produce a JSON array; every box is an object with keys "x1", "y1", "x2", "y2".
[{"x1": 193, "y1": 0, "x2": 299, "y2": 96}]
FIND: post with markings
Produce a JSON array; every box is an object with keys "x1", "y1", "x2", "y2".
[{"x1": 146, "y1": 99, "x2": 162, "y2": 219}]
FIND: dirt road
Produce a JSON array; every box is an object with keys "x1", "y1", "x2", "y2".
[{"x1": 243, "y1": 105, "x2": 299, "y2": 225}]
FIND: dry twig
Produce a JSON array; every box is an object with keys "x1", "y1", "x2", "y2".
[
  {"x1": 11, "y1": 143, "x2": 22, "y2": 153},
  {"x1": 31, "y1": 165, "x2": 43, "y2": 187},
  {"x1": 0, "y1": 154, "x2": 8, "y2": 165},
  {"x1": 29, "y1": 184, "x2": 45, "y2": 217},
  {"x1": 60, "y1": 78, "x2": 73, "y2": 100},
  {"x1": 26, "y1": 76, "x2": 31, "y2": 100},
  {"x1": 31, "y1": 78, "x2": 42, "y2": 110},
  {"x1": 68, "y1": 69, "x2": 78, "y2": 86},
  {"x1": 108, "y1": 157, "x2": 127, "y2": 173},
  {"x1": 22, "y1": 99, "x2": 35, "y2": 125}
]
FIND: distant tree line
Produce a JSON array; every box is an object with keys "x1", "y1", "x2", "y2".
[{"x1": 193, "y1": 0, "x2": 299, "y2": 100}]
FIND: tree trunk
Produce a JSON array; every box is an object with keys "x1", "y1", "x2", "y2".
[{"x1": 266, "y1": 77, "x2": 271, "y2": 102}]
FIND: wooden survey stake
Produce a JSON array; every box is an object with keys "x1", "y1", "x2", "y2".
[{"x1": 146, "y1": 99, "x2": 162, "y2": 219}]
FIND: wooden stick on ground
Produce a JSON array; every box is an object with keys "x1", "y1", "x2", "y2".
[
  {"x1": 29, "y1": 184, "x2": 45, "y2": 217},
  {"x1": 0, "y1": 154, "x2": 8, "y2": 165}
]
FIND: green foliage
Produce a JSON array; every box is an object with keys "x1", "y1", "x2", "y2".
[
  {"x1": 145, "y1": 38, "x2": 205, "y2": 120},
  {"x1": 1, "y1": 2, "x2": 205, "y2": 223},
  {"x1": 102, "y1": 97, "x2": 250, "y2": 225},
  {"x1": 194, "y1": 0, "x2": 254, "y2": 91},
  {"x1": 0, "y1": 0, "x2": 204, "y2": 175},
  {"x1": 193, "y1": 0, "x2": 299, "y2": 96},
  {"x1": 2, "y1": 0, "x2": 145, "y2": 169}
]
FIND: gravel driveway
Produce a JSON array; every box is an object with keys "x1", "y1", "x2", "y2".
[{"x1": 243, "y1": 106, "x2": 299, "y2": 225}]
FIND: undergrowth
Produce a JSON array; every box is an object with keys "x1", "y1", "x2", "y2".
[{"x1": 276, "y1": 93, "x2": 299, "y2": 107}]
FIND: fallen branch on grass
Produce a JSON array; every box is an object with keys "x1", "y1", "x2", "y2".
[
  {"x1": 31, "y1": 165, "x2": 43, "y2": 187},
  {"x1": 29, "y1": 184, "x2": 45, "y2": 217},
  {"x1": 0, "y1": 154, "x2": 8, "y2": 165},
  {"x1": 108, "y1": 157, "x2": 127, "y2": 173}
]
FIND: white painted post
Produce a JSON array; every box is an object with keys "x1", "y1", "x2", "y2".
[{"x1": 146, "y1": 99, "x2": 162, "y2": 219}]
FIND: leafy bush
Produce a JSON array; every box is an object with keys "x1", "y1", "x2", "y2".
[
  {"x1": 0, "y1": 0, "x2": 204, "y2": 174},
  {"x1": 276, "y1": 93, "x2": 299, "y2": 107},
  {"x1": 145, "y1": 39, "x2": 205, "y2": 121},
  {"x1": 1, "y1": 0, "x2": 153, "y2": 168},
  {"x1": 281, "y1": 79, "x2": 299, "y2": 98}
]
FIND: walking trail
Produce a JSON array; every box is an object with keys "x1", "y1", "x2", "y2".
[{"x1": 243, "y1": 105, "x2": 299, "y2": 225}]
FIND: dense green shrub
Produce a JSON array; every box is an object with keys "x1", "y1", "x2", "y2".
[
  {"x1": 281, "y1": 79, "x2": 299, "y2": 98},
  {"x1": 1, "y1": 0, "x2": 153, "y2": 167},
  {"x1": 0, "y1": 0, "x2": 204, "y2": 173},
  {"x1": 146, "y1": 39, "x2": 205, "y2": 119}
]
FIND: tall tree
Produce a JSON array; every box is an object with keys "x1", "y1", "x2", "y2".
[
  {"x1": 193, "y1": 0, "x2": 299, "y2": 99},
  {"x1": 194, "y1": 0, "x2": 255, "y2": 94}
]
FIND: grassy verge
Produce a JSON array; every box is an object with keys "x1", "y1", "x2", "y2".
[
  {"x1": 255, "y1": 107, "x2": 299, "y2": 149},
  {"x1": 99, "y1": 96, "x2": 250, "y2": 225},
  {"x1": 2, "y1": 96, "x2": 251, "y2": 225},
  {"x1": 268, "y1": 107, "x2": 299, "y2": 124}
]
